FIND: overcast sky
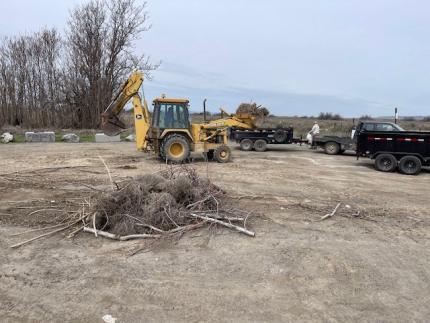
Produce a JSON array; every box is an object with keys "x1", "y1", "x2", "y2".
[{"x1": 1, "y1": 0, "x2": 429, "y2": 116}]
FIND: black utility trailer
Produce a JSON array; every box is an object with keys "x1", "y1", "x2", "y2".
[
  {"x1": 312, "y1": 136, "x2": 355, "y2": 155},
  {"x1": 357, "y1": 124, "x2": 430, "y2": 175},
  {"x1": 232, "y1": 127, "x2": 303, "y2": 152},
  {"x1": 313, "y1": 121, "x2": 405, "y2": 155}
]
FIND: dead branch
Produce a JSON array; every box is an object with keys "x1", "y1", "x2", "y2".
[
  {"x1": 190, "y1": 213, "x2": 255, "y2": 237},
  {"x1": 320, "y1": 203, "x2": 341, "y2": 221},
  {"x1": 98, "y1": 155, "x2": 115, "y2": 191},
  {"x1": 10, "y1": 222, "x2": 68, "y2": 237},
  {"x1": 10, "y1": 215, "x2": 87, "y2": 248},
  {"x1": 83, "y1": 227, "x2": 161, "y2": 241}
]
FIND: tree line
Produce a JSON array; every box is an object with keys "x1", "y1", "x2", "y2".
[{"x1": 0, "y1": 0, "x2": 155, "y2": 129}]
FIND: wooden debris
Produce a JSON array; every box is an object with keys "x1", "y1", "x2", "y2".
[{"x1": 320, "y1": 203, "x2": 341, "y2": 221}]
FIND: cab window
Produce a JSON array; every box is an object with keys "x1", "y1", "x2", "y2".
[
  {"x1": 375, "y1": 124, "x2": 395, "y2": 132},
  {"x1": 155, "y1": 103, "x2": 189, "y2": 129}
]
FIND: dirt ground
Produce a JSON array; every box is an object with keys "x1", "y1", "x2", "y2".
[{"x1": 1, "y1": 142, "x2": 429, "y2": 322}]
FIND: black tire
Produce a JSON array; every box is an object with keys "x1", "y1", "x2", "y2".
[
  {"x1": 324, "y1": 142, "x2": 340, "y2": 155},
  {"x1": 273, "y1": 129, "x2": 287, "y2": 143},
  {"x1": 398, "y1": 155, "x2": 422, "y2": 175},
  {"x1": 162, "y1": 134, "x2": 190, "y2": 163},
  {"x1": 254, "y1": 139, "x2": 267, "y2": 152},
  {"x1": 374, "y1": 154, "x2": 397, "y2": 172},
  {"x1": 240, "y1": 139, "x2": 253, "y2": 151},
  {"x1": 214, "y1": 145, "x2": 231, "y2": 163}
]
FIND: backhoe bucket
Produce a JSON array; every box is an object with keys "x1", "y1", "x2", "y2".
[{"x1": 100, "y1": 113, "x2": 126, "y2": 136}]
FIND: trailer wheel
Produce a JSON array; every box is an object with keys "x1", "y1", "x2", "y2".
[
  {"x1": 398, "y1": 155, "x2": 422, "y2": 175},
  {"x1": 274, "y1": 130, "x2": 287, "y2": 143},
  {"x1": 214, "y1": 145, "x2": 231, "y2": 163},
  {"x1": 375, "y1": 154, "x2": 397, "y2": 172},
  {"x1": 254, "y1": 139, "x2": 267, "y2": 152},
  {"x1": 240, "y1": 139, "x2": 253, "y2": 151},
  {"x1": 324, "y1": 142, "x2": 340, "y2": 155}
]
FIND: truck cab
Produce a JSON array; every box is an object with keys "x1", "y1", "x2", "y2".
[
  {"x1": 313, "y1": 121, "x2": 405, "y2": 155},
  {"x1": 356, "y1": 121, "x2": 404, "y2": 134}
]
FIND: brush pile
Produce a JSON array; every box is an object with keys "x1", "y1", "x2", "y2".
[
  {"x1": 236, "y1": 103, "x2": 270, "y2": 118},
  {"x1": 85, "y1": 167, "x2": 254, "y2": 240}
]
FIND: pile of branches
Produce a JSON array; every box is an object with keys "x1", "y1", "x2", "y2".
[
  {"x1": 85, "y1": 167, "x2": 255, "y2": 240},
  {"x1": 9, "y1": 167, "x2": 254, "y2": 248},
  {"x1": 236, "y1": 103, "x2": 270, "y2": 118}
]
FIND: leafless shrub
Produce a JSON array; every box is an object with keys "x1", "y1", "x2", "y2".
[{"x1": 91, "y1": 166, "x2": 252, "y2": 237}]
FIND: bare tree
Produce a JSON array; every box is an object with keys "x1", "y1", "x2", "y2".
[
  {"x1": 0, "y1": 0, "x2": 155, "y2": 129},
  {"x1": 0, "y1": 29, "x2": 64, "y2": 128},
  {"x1": 65, "y1": 0, "x2": 156, "y2": 128}
]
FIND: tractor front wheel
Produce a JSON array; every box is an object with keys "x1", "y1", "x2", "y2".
[{"x1": 214, "y1": 145, "x2": 231, "y2": 163}]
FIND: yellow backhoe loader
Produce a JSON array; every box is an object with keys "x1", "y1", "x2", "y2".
[{"x1": 101, "y1": 71, "x2": 263, "y2": 163}]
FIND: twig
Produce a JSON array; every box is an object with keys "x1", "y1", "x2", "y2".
[
  {"x1": 10, "y1": 222, "x2": 68, "y2": 237},
  {"x1": 92, "y1": 213, "x2": 98, "y2": 237},
  {"x1": 10, "y1": 215, "x2": 87, "y2": 248},
  {"x1": 190, "y1": 213, "x2": 255, "y2": 237},
  {"x1": 67, "y1": 226, "x2": 84, "y2": 238},
  {"x1": 98, "y1": 155, "x2": 115, "y2": 191},
  {"x1": 166, "y1": 222, "x2": 207, "y2": 233},
  {"x1": 320, "y1": 203, "x2": 341, "y2": 221},
  {"x1": 125, "y1": 214, "x2": 165, "y2": 233},
  {"x1": 27, "y1": 209, "x2": 63, "y2": 217},
  {"x1": 83, "y1": 227, "x2": 161, "y2": 241}
]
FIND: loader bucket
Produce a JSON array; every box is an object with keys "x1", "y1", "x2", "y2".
[{"x1": 100, "y1": 113, "x2": 126, "y2": 136}]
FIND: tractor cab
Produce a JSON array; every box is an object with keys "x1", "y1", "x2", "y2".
[{"x1": 151, "y1": 98, "x2": 190, "y2": 130}]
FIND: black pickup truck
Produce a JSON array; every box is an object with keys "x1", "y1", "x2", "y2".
[
  {"x1": 312, "y1": 121, "x2": 405, "y2": 154},
  {"x1": 356, "y1": 122, "x2": 430, "y2": 175},
  {"x1": 232, "y1": 127, "x2": 304, "y2": 152}
]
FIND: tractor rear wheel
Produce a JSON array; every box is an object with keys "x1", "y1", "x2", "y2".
[
  {"x1": 162, "y1": 135, "x2": 190, "y2": 163},
  {"x1": 214, "y1": 145, "x2": 231, "y2": 163}
]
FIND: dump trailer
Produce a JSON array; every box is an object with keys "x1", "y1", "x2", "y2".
[
  {"x1": 232, "y1": 127, "x2": 306, "y2": 152},
  {"x1": 357, "y1": 123, "x2": 430, "y2": 175},
  {"x1": 313, "y1": 121, "x2": 405, "y2": 155}
]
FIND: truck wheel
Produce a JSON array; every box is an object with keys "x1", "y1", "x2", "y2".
[
  {"x1": 254, "y1": 139, "x2": 267, "y2": 152},
  {"x1": 274, "y1": 130, "x2": 287, "y2": 143},
  {"x1": 240, "y1": 139, "x2": 253, "y2": 151},
  {"x1": 375, "y1": 154, "x2": 397, "y2": 172},
  {"x1": 324, "y1": 142, "x2": 340, "y2": 155},
  {"x1": 214, "y1": 145, "x2": 231, "y2": 163},
  {"x1": 162, "y1": 134, "x2": 190, "y2": 163},
  {"x1": 398, "y1": 156, "x2": 422, "y2": 175}
]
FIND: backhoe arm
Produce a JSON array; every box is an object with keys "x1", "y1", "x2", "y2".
[
  {"x1": 101, "y1": 71, "x2": 145, "y2": 135},
  {"x1": 100, "y1": 71, "x2": 151, "y2": 151},
  {"x1": 201, "y1": 108, "x2": 259, "y2": 130}
]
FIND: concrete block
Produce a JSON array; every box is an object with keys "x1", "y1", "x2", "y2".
[
  {"x1": 25, "y1": 131, "x2": 55, "y2": 143},
  {"x1": 95, "y1": 133, "x2": 121, "y2": 143},
  {"x1": 1, "y1": 132, "x2": 13, "y2": 143},
  {"x1": 125, "y1": 134, "x2": 135, "y2": 142},
  {"x1": 62, "y1": 133, "x2": 80, "y2": 143}
]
